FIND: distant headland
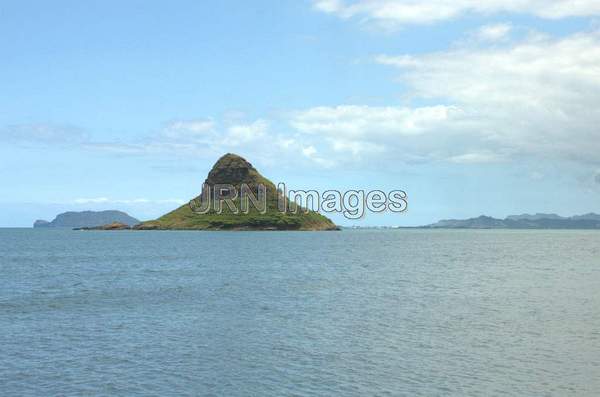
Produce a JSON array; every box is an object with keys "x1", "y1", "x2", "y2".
[
  {"x1": 34, "y1": 210, "x2": 140, "y2": 229},
  {"x1": 422, "y1": 213, "x2": 600, "y2": 229}
]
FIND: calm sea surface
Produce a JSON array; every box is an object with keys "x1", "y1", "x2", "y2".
[{"x1": 1, "y1": 228, "x2": 599, "y2": 396}]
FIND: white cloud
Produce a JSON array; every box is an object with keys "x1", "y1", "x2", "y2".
[
  {"x1": 476, "y1": 23, "x2": 512, "y2": 42},
  {"x1": 160, "y1": 119, "x2": 215, "y2": 140},
  {"x1": 277, "y1": 137, "x2": 296, "y2": 149},
  {"x1": 157, "y1": 119, "x2": 269, "y2": 149},
  {"x1": 376, "y1": 31, "x2": 600, "y2": 164},
  {"x1": 284, "y1": 31, "x2": 600, "y2": 166},
  {"x1": 84, "y1": 117, "x2": 336, "y2": 170},
  {"x1": 300, "y1": 145, "x2": 336, "y2": 167},
  {"x1": 88, "y1": 118, "x2": 273, "y2": 157},
  {"x1": 330, "y1": 139, "x2": 386, "y2": 156},
  {"x1": 291, "y1": 105, "x2": 458, "y2": 138},
  {"x1": 73, "y1": 197, "x2": 110, "y2": 204},
  {"x1": 224, "y1": 119, "x2": 268, "y2": 146},
  {"x1": 449, "y1": 151, "x2": 504, "y2": 164},
  {"x1": 313, "y1": 0, "x2": 600, "y2": 28},
  {"x1": 165, "y1": 120, "x2": 214, "y2": 133},
  {"x1": 289, "y1": 104, "x2": 478, "y2": 162},
  {"x1": 375, "y1": 54, "x2": 419, "y2": 67},
  {"x1": 302, "y1": 145, "x2": 317, "y2": 157},
  {"x1": 314, "y1": 0, "x2": 344, "y2": 13}
]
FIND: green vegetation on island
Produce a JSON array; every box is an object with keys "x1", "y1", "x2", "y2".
[{"x1": 135, "y1": 153, "x2": 337, "y2": 231}]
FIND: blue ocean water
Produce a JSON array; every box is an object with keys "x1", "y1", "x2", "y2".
[{"x1": 1, "y1": 228, "x2": 599, "y2": 396}]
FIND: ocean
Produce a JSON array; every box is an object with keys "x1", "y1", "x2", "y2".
[{"x1": 1, "y1": 228, "x2": 599, "y2": 396}]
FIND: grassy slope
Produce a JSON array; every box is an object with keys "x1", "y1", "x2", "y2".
[
  {"x1": 137, "y1": 166, "x2": 336, "y2": 231},
  {"x1": 138, "y1": 203, "x2": 335, "y2": 230}
]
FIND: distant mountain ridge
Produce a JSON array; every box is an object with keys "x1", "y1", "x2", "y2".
[
  {"x1": 506, "y1": 213, "x2": 600, "y2": 221},
  {"x1": 425, "y1": 213, "x2": 600, "y2": 229},
  {"x1": 34, "y1": 211, "x2": 140, "y2": 228},
  {"x1": 506, "y1": 213, "x2": 565, "y2": 221}
]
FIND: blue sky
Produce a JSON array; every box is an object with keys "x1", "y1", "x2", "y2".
[{"x1": 1, "y1": 0, "x2": 600, "y2": 227}]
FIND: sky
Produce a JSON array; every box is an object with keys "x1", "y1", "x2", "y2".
[{"x1": 1, "y1": 0, "x2": 600, "y2": 227}]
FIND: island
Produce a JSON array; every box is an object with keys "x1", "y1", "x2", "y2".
[
  {"x1": 34, "y1": 210, "x2": 140, "y2": 229},
  {"x1": 133, "y1": 153, "x2": 337, "y2": 231}
]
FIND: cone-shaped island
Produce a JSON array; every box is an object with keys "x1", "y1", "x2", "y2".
[{"x1": 135, "y1": 153, "x2": 337, "y2": 231}]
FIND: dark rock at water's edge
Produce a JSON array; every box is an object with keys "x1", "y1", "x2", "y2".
[
  {"x1": 33, "y1": 210, "x2": 140, "y2": 228},
  {"x1": 136, "y1": 153, "x2": 337, "y2": 231},
  {"x1": 75, "y1": 222, "x2": 132, "y2": 231},
  {"x1": 425, "y1": 213, "x2": 600, "y2": 229}
]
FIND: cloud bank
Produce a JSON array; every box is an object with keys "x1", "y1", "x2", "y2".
[
  {"x1": 4, "y1": 24, "x2": 600, "y2": 171},
  {"x1": 376, "y1": 31, "x2": 600, "y2": 164},
  {"x1": 313, "y1": 0, "x2": 600, "y2": 28}
]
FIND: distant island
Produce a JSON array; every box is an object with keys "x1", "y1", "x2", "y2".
[
  {"x1": 423, "y1": 213, "x2": 600, "y2": 229},
  {"x1": 34, "y1": 210, "x2": 140, "y2": 229},
  {"x1": 134, "y1": 153, "x2": 337, "y2": 231}
]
